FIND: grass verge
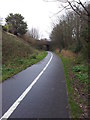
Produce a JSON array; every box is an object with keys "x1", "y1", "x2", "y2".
[
  {"x1": 2, "y1": 31, "x2": 48, "y2": 82},
  {"x1": 59, "y1": 53, "x2": 88, "y2": 118},
  {"x1": 2, "y1": 51, "x2": 48, "y2": 82}
]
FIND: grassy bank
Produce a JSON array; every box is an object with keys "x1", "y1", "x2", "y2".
[
  {"x1": 2, "y1": 51, "x2": 47, "y2": 81},
  {"x1": 58, "y1": 50, "x2": 88, "y2": 118},
  {"x1": 2, "y1": 31, "x2": 48, "y2": 82}
]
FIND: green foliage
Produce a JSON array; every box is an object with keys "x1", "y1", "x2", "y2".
[
  {"x1": 2, "y1": 25, "x2": 9, "y2": 31},
  {"x1": 5, "y1": 13, "x2": 27, "y2": 36},
  {"x1": 59, "y1": 55, "x2": 82, "y2": 118},
  {"x1": 2, "y1": 51, "x2": 47, "y2": 81},
  {"x1": 72, "y1": 65, "x2": 88, "y2": 72},
  {"x1": 30, "y1": 54, "x2": 37, "y2": 59},
  {"x1": 72, "y1": 65, "x2": 88, "y2": 84},
  {"x1": 75, "y1": 73, "x2": 88, "y2": 83},
  {"x1": 2, "y1": 31, "x2": 48, "y2": 81},
  {"x1": 70, "y1": 100, "x2": 82, "y2": 118}
]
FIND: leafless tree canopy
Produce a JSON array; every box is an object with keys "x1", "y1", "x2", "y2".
[
  {"x1": 30, "y1": 28, "x2": 39, "y2": 39},
  {"x1": 44, "y1": 0, "x2": 90, "y2": 22},
  {"x1": 50, "y1": 3, "x2": 88, "y2": 53}
]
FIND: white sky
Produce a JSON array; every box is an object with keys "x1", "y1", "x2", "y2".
[{"x1": 0, "y1": 0, "x2": 88, "y2": 39}]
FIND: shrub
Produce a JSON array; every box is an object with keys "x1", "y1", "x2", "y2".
[{"x1": 3, "y1": 25, "x2": 9, "y2": 32}]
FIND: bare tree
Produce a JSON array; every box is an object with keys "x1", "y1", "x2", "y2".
[
  {"x1": 67, "y1": 0, "x2": 89, "y2": 21},
  {"x1": 30, "y1": 28, "x2": 39, "y2": 39},
  {"x1": 44, "y1": 0, "x2": 90, "y2": 22}
]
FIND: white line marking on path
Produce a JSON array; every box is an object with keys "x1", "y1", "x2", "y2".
[{"x1": 0, "y1": 52, "x2": 53, "y2": 120}]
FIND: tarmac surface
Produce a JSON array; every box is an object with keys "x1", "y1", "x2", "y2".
[{"x1": 1, "y1": 52, "x2": 70, "y2": 118}]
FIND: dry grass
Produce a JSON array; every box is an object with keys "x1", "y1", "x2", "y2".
[
  {"x1": 2, "y1": 31, "x2": 37, "y2": 64},
  {"x1": 59, "y1": 50, "x2": 88, "y2": 118},
  {"x1": 2, "y1": 31, "x2": 48, "y2": 81},
  {"x1": 61, "y1": 49, "x2": 76, "y2": 58}
]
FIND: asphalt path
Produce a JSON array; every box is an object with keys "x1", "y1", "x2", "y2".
[{"x1": 0, "y1": 52, "x2": 70, "y2": 119}]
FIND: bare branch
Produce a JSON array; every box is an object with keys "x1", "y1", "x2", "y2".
[
  {"x1": 50, "y1": 4, "x2": 70, "y2": 18},
  {"x1": 44, "y1": 0, "x2": 90, "y2": 22},
  {"x1": 68, "y1": 1, "x2": 81, "y2": 16},
  {"x1": 79, "y1": 1, "x2": 90, "y2": 16}
]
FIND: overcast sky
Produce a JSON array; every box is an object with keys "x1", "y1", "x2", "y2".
[{"x1": 0, "y1": 0, "x2": 88, "y2": 39}]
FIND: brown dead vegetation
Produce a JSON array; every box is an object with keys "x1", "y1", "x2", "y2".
[{"x1": 61, "y1": 49, "x2": 76, "y2": 58}]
